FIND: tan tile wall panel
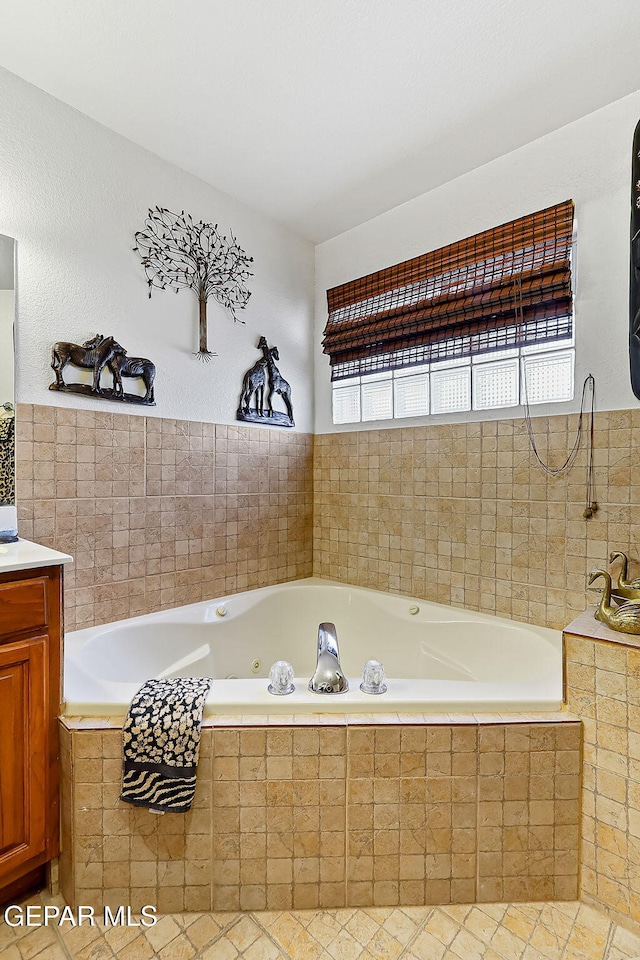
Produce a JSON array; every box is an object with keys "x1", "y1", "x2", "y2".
[
  {"x1": 566, "y1": 635, "x2": 640, "y2": 933},
  {"x1": 346, "y1": 726, "x2": 478, "y2": 908},
  {"x1": 212, "y1": 727, "x2": 348, "y2": 912},
  {"x1": 314, "y1": 410, "x2": 640, "y2": 630},
  {"x1": 58, "y1": 722, "x2": 74, "y2": 906},
  {"x1": 16, "y1": 404, "x2": 313, "y2": 630},
  {"x1": 61, "y1": 721, "x2": 579, "y2": 912},
  {"x1": 476, "y1": 723, "x2": 581, "y2": 904},
  {"x1": 61, "y1": 727, "x2": 214, "y2": 913}
]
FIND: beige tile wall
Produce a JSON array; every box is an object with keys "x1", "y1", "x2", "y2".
[
  {"x1": 15, "y1": 404, "x2": 313, "y2": 630},
  {"x1": 566, "y1": 632, "x2": 640, "y2": 933},
  {"x1": 212, "y1": 726, "x2": 347, "y2": 911},
  {"x1": 59, "y1": 719, "x2": 580, "y2": 913},
  {"x1": 17, "y1": 404, "x2": 640, "y2": 633},
  {"x1": 314, "y1": 410, "x2": 640, "y2": 630},
  {"x1": 60, "y1": 724, "x2": 214, "y2": 914}
]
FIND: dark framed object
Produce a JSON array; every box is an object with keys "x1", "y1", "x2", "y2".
[{"x1": 631, "y1": 119, "x2": 640, "y2": 399}]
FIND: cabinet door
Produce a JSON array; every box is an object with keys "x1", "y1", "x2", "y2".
[{"x1": 0, "y1": 637, "x2": 46, "y2": 879}]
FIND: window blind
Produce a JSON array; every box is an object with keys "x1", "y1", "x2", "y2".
[{"x1": 323, "y1": 200, "x2": 575, "y2": 381}]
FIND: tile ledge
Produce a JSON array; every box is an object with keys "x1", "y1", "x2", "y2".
[
  {"x1": 564, "y1": 606, "x2": 640, "y2": 648},
  {"x1": 59, "y1": 709, "x2": 580, "y2": 731}
]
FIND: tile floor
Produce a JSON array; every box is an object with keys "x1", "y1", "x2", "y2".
[{"x1": 2, "y1": 895, "x2": 640, "y2": 960}]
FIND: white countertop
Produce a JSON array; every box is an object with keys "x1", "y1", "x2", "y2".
[{"x1": 0, "y1": 538, "x2": 73, "y2": 574}]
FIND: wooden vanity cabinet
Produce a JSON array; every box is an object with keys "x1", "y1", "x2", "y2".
[{"x1": 0, "y1": 564, "x2": 63, "y2": 901}]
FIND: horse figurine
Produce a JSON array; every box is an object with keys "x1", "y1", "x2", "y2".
[
  {"x1": 51, "y1": 334, "x2": 126, "y2": 393},
  {"x1": 109, "y1": 353, "x2": 156, "y2": 404},
  {"x1": 239, "y1": 336, "x2": 270, "y2": 416}
]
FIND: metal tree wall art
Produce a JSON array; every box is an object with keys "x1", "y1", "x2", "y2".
[{"x1": 133, "y1": 207, "x2": 253, "y2": 361}]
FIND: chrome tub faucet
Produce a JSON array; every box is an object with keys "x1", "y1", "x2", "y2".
[{"x1": 308, "y1": 622, "x2": 349, "y2": 694}]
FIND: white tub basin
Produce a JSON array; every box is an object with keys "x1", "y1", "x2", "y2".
[{"x1": 63, "y1": 578, "x2": 563, "y2": 715}]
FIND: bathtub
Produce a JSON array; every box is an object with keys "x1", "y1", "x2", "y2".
[{"x1": 63, "y1": 578, "x2": 563, "y2": 715}]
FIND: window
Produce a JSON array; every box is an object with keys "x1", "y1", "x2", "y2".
[{"x1": 324, "y1": 201, "x2": 575, "y2": 424}]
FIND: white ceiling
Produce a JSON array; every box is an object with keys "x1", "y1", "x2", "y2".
[{"x1": 1, "y1": 0, "x2": 639, "y2": 243}]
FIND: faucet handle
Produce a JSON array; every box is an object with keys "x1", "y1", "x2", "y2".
[
  {"x1": 360, "y1": 659, "x2": 387, "y2": 695},
  {"x1": 268, "y1": 660, "x2": 295, "y2": 696}
]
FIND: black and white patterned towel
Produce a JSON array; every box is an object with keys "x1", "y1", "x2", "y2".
[{"x1": 120, "y1": 677, "x2": 212, "y2": 813}]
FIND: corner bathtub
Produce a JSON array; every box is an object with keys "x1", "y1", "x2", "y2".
[
  {"x1": 63, "y1": 578, "x2": 563, "y2": 716},
  {"x1": 63, "y1": 578, "x2": 564, "y2": 716}
]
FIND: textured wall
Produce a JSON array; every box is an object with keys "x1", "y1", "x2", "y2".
[
  {"x1": 314, "y1": 89, "x2": 640, "y2": 433},
  {"x1": 314, "y1": 409, "x2": 640, "y2": 631},
  {"x1": 0, "y1": 66, "x2": 314, "y2": 431},
  {"x1": 17, "y1": 403, "x2": 313, "y2": 631}
]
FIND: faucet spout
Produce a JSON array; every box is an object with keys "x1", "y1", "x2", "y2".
[{"x1": 308, "y1": 622, "x2": 349, "y2": 694}]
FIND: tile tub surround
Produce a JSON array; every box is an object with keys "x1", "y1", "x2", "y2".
[
  {"x1": 59, "y1": 718, "x2": 581, "y2": 914},
  {"x1": 15, "y1": 403, "x2": 313, "y2": 630},
  {"x1": 314, "y1": 409, "x2": 640, "y2": 631},
  {"x1": 16, "y1": 403, "x2": 640, "y2": 634},
  {"x1": 565, "y1": 615, "x2": 640, "y2": 936}
]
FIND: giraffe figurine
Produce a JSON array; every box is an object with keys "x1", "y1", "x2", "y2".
[
  {"x1": 236, "y1": 338, "x2": 295, "y2": 427},
  {"x1": 238, "y1": 336, "x2": 270, "y2": 416},
  {"x1": 265, "y1": 346, "x2": 294, "y2": 426}
]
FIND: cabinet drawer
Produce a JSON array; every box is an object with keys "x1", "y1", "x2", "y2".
[{"x1": 0, "y1": 579, "x2": 48, "y2": 639}]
